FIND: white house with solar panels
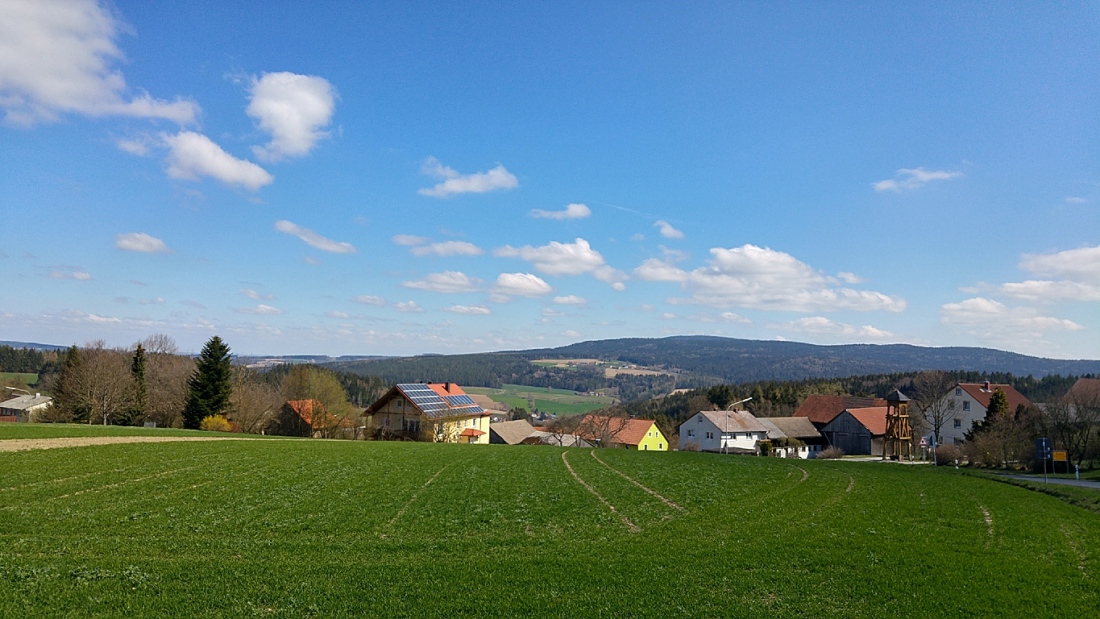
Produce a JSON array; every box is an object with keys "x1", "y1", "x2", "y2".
[{"x1": 363, "y1": 383, "x2": 491, "y2": 444}]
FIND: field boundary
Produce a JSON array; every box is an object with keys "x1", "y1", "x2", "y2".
[{"x1": 0, "y1": 436, "x2": 249, "y2": 452}]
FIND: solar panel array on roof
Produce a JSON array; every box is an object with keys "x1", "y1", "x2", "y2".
[
  {"x1": 443, "y1": 394, "x2": 475, "y2": 407},
  {"x1": 397, "y1": 384, "x2": 449, "y2": 415}
]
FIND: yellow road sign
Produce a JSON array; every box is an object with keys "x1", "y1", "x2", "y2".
[{"x1": 1053, "y1": 450, "x2": 1068, "y2": 462}]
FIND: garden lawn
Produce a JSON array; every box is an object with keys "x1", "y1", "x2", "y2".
[{"x1": 1, "y1": 426, "x2": 1097, "y2": 617}]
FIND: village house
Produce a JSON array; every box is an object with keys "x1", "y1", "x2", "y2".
[
  {"x1": 576, "y1": 414, "x2": 667, "y2": 450},
  {"x1": 489, "y1": 419, "x2": 536, "y2": 445},
  {"x1": 0, "y1": 393, "x2": 52, "y2": 422},
  {"x1": 793, "y1": 394, "x2": 887, "y2": 430},
  {"x1": 820, "y1": 407, "x2": 887, "y2": 456},
  {"x1": 267, "y1": 399, "x2": 354, "y2": 438},
  {"x1": 757, "y1": 416, "x2": 826, "y2": 458},
  {"x1": 364, "y1": 383, "x2": 490, "y2": 444},
  {"x1": 932, "y1": 382, "x2": 1031, "y2": 445},
  {"x1": 678, "y1": 410, "x2": 769, "y2": 454}
]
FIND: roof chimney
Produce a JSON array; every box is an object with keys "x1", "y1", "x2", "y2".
[
  {"x1": 983, "y1": 381, "x2": 990, "y2": 391},
  {"x1": 445, "y1": 382, "x2": 452, "y2": 392}
]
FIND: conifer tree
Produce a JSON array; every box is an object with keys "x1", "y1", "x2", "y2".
[
  {"x1": 183, "y1": 336, "x2": 233, "y2": 429},
  {"x1": 119, "y1": 344, "x2": 147, "y2": 426}
]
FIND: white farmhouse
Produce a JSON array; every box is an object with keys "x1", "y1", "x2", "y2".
[
  {"x1": 930, "y1": 382, "x2": 1031, "y2": 445},
  {"x1": 0, "y1": 393, "x2": 52, "y2": 422},
  {"x1": 679, "y1": 410, "x2": 769, "y2": 453}
]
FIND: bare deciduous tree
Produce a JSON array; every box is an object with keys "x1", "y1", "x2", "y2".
[
  {"x1": 911, "y1": 370, "x2": 957, "y2": 444},
  {"x1": 229, "y1": 367, "x2": 281, "y2": 434}
]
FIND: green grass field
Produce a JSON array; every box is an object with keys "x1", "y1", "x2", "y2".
[
  {"x1": 1, "y1": 426, "x2": 1098, "y2": 617},
  {"x1": 466, "y1": 383, "x2": 614, "y2": 415},
  {"x1": 0, "y1": 371, "x2": 38, "y2": 386}
]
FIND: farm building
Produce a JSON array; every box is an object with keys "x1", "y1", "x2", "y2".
[
  {"x1": 0, "y1": 393, "x2": 52, "y2": 422},
  {"x1": 267, "y1": 399, "x2": 354, "y2": 438},
  {"x1": 364, "y1": 383, "x2": 490, "y2": 444},
  {"x1": 489, "y1": 419, "x2": 536, "y2": 445},
  {"x1": 931, "y1": 382, "x2": 1032, "y2": 445},
  {"x1": 793, "y1": 394, "x2": 887, "y2": 429},
  {"x1": 757, "y1": 416, "x2": 825, "y2": 459},
  {"x1": 576, "y1": 414, "x2": 667, "y2": 450},
  {"x1": 678, "y1": 411, "x2": 769, "y2": 454},
  {"x1": 820, "y1": 407, "x2": 887, "y2": 455}
]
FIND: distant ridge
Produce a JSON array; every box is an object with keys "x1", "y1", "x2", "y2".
[
  {"x1": 514, "y1": 336, "x2": 1100, "y2": 381},
  {"x1": 0, "y1": 341, "x2": 67, "y2": 351}
]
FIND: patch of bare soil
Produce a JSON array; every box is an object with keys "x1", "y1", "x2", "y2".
[{"x1": 0, "y1": 436, "x2": 247, "y2": 452}]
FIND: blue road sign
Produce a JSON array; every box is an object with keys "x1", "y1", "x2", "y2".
[{"x1": 1035, "y1": 437, "x2": 1052, "y2": 460}]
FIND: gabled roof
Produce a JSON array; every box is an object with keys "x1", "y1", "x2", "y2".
[
  {"x1": 489, "y1": 420, "x2": 536, "y2": 445},
  {"x1": 0, "y1": 394, "x2": 52, "y2": 411},
  {"x1": 285, "y1": 399, "x2": 352, "y2": 428},
  {"x1": 1064, "y1": 378, "x2": 1100, "y2": 403},
  {"x1": 756, "y1": 418, "x2": 786, "y2": 440},
  {"x1": 956, "y1": 383, "x2": 1031, "y2": 413},
  {"x1": 761, "y1": 416, "x2": 822, "y2": 440},
  {"x1": 363, "y1": 382, "x2": 487, "y2": 419},
  {"x1": 793, "y1": 395, "x2": 887, "y2": 425},
  {"x1": 696, "y1": 410, "x2": 770, "y2": 434},
  {"x1": 845, "y1": 407, "x2": 888, "y2": 436},
  {"x1": 576, "y1": 414, "x2": 659, "y2": 447}
]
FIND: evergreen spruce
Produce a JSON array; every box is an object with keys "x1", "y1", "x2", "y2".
[
  {"x1": 119, "y1": 344, "x2": 147, "y2": 426},
  {"x1": 183, "y1": 336, "x2": 233, "y2": 429}
]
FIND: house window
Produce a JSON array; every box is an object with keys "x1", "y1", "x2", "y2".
[
  {"x1": 954, "y1": 419, "x2": 962, "y2": 429},
  {"x1": 956, "y1": 387, "x2": 962, "y2": 396},
  {"x1": 644, "y1": 445, "x2": 648, "y2": 451},
  {"x1": 963, "y1": 401, "x2": 970, "y2": 412},
  {"x1": 687, "y1": 429, "x2": 695, "y2": 437},
  {"x1": 659, "y1": 443, "x2": 663, "y2": 449},
  {"x1": 705, "y1": 431, "x2": 714, "y2": 440}
]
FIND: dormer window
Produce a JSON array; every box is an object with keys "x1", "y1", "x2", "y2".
[{"x1": 955, "y1": 388, "x2": 962, "y2": 396}]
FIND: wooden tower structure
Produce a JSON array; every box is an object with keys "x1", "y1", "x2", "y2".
[{"x1": 883, "y1": 389, "x2": 913, "y2": 461}]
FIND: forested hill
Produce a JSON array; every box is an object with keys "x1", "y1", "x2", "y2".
[{"x1": 514, "y1": 336, "x2": 1100, "y2": 382}]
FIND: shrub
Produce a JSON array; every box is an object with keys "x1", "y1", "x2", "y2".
[
  {"x1": 199, "y1": 415, "x2": 233, "y2": 432},
  {"x1": 681, "y1": 441, "x2": 700, "y2": 452},
  {"x1": 933, "y1": 444, "x2": 964, "y2": 466},
  {"x1": 817, "y1": 447, "x2": 845, "y2": 460}
]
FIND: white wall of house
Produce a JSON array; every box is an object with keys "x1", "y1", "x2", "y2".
[
  {"x1": 679, "y1": 412, "x2": 766, "y2": 452},
  {"x1": 935, "y1": 387, "x2": 987, "y2": 445},
  {"x1": 774, "y1": 444, "x2": 820, "y2": 459}
]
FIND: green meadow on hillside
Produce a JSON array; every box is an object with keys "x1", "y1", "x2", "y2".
[
  {"x1": 1, "y1": 427, "x2": 1097, "y2": 617},
  {"x1": 465, "y1": 383, "x2": 614, "y2": 415}
]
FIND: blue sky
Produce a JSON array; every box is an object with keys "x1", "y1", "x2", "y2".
[{"x1": 1, "y1": 1, "x2": 1098, "y2": 358}]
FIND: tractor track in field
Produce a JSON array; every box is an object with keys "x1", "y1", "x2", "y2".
[
  {"x1": 590, "y1": 450, "x2": 685, "y2": 512},
  {"x1": 979, "y1": 503, "x2": 994, "y2": 544},
  {"x1": 846, "y1": 475, "x2": 855, "y2": 493},
  {"x1": 561, "y1": 451, "x2": 639, "y2": 532},
  {"x1": 47, "y1": 465, "x2": 202, "y2": 501},
  {"x1": 383, "y1": 464, "x2": 451, "y2": 532},
  {"x1": 0, "y1": 436, "x2": 249, "y2": 452}
]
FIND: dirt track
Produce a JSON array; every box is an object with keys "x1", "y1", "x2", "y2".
[{"x1": 0, "y1": 436, "x2": 246, "y2": 452}]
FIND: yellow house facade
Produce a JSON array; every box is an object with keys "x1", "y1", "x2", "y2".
[
  {"x1": 576, "y1": 414, "x2": 668, "y2": 451},
  {"x1": 364, "y1": 383, "x2": 490, "y2": 444}
]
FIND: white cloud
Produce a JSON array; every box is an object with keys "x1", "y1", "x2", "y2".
[
  {"x1": 779, "y1": 316, "x2": 893, "y2": 340},
  {"x1": 236, "y1": 304, "x2": 283, "y2": 315},
  {"x1": 327, "y1": 311, "x2": 350, "y2": 319},
  {"x1": 115, "y1": 232, "x2": 168, "y2": 253},
  {"x1": 1065, "y1": 196, "x2": 1087, "y2": 204},
  {"x1": 304, "y1": 256, "x2": 321, "y2": 265},
  {"x1": 941, "y1": 297, "x2": 1083, "y2": 336},
  {"x1": 654, "y1": 220, "x2": 684, "y2": 239},
  {"x1": 873, "y1": 167, "x2": 962, "y2": 192},
  {"x1": 553, "y1": 295, "x2": 587, "y2": 305},
  {"x1": 402, "y1": 271, "x2": 481, "y2": 294},
  {"x1": 720, "y1": 312, "x2": 751, "y2": 323},
  {"x1": 394, "y1": 301, "x2": 424, "y2": 313},
  {"x1": 275, "y1": 220, "x2": 356, "y2": 254},
  {"x1": 241, "y1": 289, "x2": 275, "y2": 301},
  {"x1": 410, "y1": 241, "x2": 483, "y2": 257},
  {"x1": 247, "y1": 71, "x2": 337, "y2": 162},
  {"x1": 48, "y1": 266, "x2": 91, "y2": 280},
  {"x1": 392, "y1": 234, "x2": 429, "y2": 246},
  {"x1": 531, "y1": 203, "x2": 591, "y2": 220},
  {"x1": 1019, "y1": 245, "x2": 1100, "y2": 284},
  {"x1": 417, "y1": 157, "x2": 518, "y2": 198},
  {"x1": 542, "y1": 308, "x2": 565, "y2": 317},
  {"x1": 492, "y1": 273, "x2": 552, "y2": 299},
  {"x1": 138, "y1": 296, "x2": 164, "y2": 305},
  {"x1": 0, "y1": 0, "x2": 199, "y2": 126},
  {"x1": 561, "y1": 330, "x2": 581, "y2": 338},
  {"x1": 116, "y1": 136, "x2": 152, "y2": 156},
  {"x1": 164, "y1": 131, "x2": 273, "y2": 190},
  {"x1": 354, "y1": 295, "x2": 386, "y2": 306},
  {"x1": 443, "y1": 305, "x2": 492, "y2": 315},
  {"x1": 662, "y1": 312, "x2": 677, "y2": 320},
  {"x1": 639, "y1": 244, "x2": 906, "y2": 313},
  {"x1": 836, "y1": 271, "x2": 864, "y2": 284},
  {"x1": 996, "y1": 280, "x2": 1100, "y2": 303},
  {"x1": 494, "y1": 238, "x2": 627, "y2": 288}
]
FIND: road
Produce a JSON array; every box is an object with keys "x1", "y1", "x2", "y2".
[{"x1": 1002, "y1": 474, "x2": 1100, "y2": 489}]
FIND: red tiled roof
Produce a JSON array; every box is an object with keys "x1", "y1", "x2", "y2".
[
  {"x1": 846, "y1": 407, "x2": 888, "y2": 436},
  {"x1": 1065, "y1": 378, "x2": 1100, "y2": 403},
  {"x1": 793, "y1": 395, "x2": 887, "y2": 425},
  {"x1": 286, "y1": 399, "x2": 352, "y2": 428},
  {"x1": 459, "y1": 428, "x2": 485, "y2": 437},
  {"x1": 576, "y1": 414, "x2": 658, "y2": 446},
  {"x1": 957, "y1": 383, "x2": 1031, "y2": 413}
]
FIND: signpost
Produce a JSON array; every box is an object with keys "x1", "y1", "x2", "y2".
[
  {"x1": 1053, "y1": 450, "x2": 1068, "y2": 475},
  {"x1": 1036, "y1": 438, "x2": 1052, "y2": 483}
]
